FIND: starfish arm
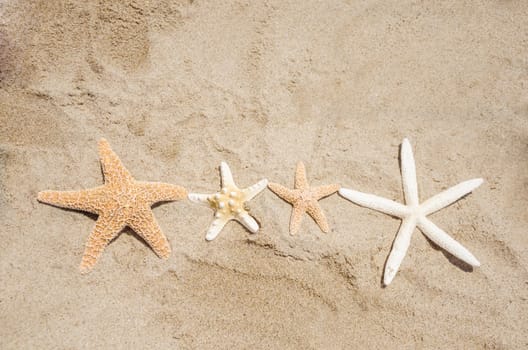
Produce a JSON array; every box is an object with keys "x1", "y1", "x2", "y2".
[
  {"x1": 417, "y1": 217, "x2": 480, "y2": 267},
  {"x1": 188, "y1": 193, "x2": 214, "y2": 207},
  {"x1": 268, "y1": 182, "x2": 297, "y2": 204},
  {"x1": 236, "y1": 212, "x2": 260, "y2": 233},
  {"x1": 37, "y1": 187, "x2": 106, "y2": 215},
  {"x1": 205, "y1": 217, "x2": 229, "y2": 241},
  {"x1": 127, "y1": 209, "x2": 171, "y2": 259},
  {"x1": 383, "y1": 218, "x2": 417, "y2": 286},
  {"x1": 294, "y1": 161, "x2": 309, "y2": 190},
  {"x1": 220, "y1": 161, "x2": 236, "y2": 188},
  {"x1": 98, "y1": 139, "x2": 134, "y2": 185},
  {"x1": 289, "y1": 204, "x2": 306, "y2": 235},
  {"x1": 136, "y1": 182, "x2": 187, "y2": 204},
  {"x1": 243, "y1": 179, "x2": 268, "y2": 201},
  {"x1": 339, "y1": 188, "x2": 410, "y2": 217},
  {"x1": 80, "y1": 213, "x2": 126, "y2": 273},
  {"x1": 306, "y1": 201, "x2": 331, "y2": 233},
  {"x1": 421, "y1": 178, "x2": 484, "y2": 216},
  {"x1": 400, "y1": 138, "x2": 419, "y2": 206},
  {"x1": 313, "y1": 184, "x2": 340, "y2": 200}
]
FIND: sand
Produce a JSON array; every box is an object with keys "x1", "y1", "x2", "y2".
[{"x1": 1, "y1": 0, "x2": 528, "y2": 348}]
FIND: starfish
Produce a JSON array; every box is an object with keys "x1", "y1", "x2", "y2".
[
  {"x1": 339, "y1": 138, "x2": 483, "y2": 286},
  {"x1": 188, "y1": 162, "x2": 268, "y2": 240},
  {"x1": 37, "y1": 139, "x2": 187, "y2": 273},
  {"x1": 268, "y1": 161, "x2": 339, "y2": 235}
]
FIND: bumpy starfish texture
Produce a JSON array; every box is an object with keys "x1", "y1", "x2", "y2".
[
  {"x1": 268, "y1": 161, "x2": 339, "y2": 235},
  {"x1": 37, "y1": 139, "x2": 186, "y2": 273},
  {"x1": 339, "y1": 138, "x2": 483, "y2": 286},
  {"x1": 188, "y1": 162, "x2": 268, "y2": 241}
]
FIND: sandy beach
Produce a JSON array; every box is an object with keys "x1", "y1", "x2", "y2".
[{"x1": 1, "y1": 0, "x2": 527, "y2": 348}]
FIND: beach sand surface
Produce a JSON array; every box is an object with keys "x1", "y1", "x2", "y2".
[{"x1": 1, "y1": 0, "x2": 527, "y2": 348}]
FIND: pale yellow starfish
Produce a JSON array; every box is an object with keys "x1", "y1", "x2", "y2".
[
  {"x1": 37, "y1": 139, "x2": 187, "y2": 273},
  {"x1": 268, "y1": 161, "x2": 339, "y2": 235},
  {"x1": 188, "y1": 162, "x2": 268, "y2": 240}
]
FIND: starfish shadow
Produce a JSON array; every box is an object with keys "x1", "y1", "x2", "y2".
[
  {"x1": 423, "y1": 236, "x2": 474, "y2": 272},
  {"x1": 380, "y1": 258, "x2": 389, "y2": 288},
  {"x1": 38, "y1": 202, "x2": 99, "y2": 221},
  {"x1": 151, "y1": 201, "x2": 177, "y2": 210},
  {"x1": 397, "y1": 143, "x2": 404, "y2": 174}
]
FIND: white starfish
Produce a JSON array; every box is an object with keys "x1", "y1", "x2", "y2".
[
  {"x1": 339, "y1": 138, "x2": 483, "y2": 286},
  {"x1": 189, "y1": 162, "x2": 268, "y2": 241}
]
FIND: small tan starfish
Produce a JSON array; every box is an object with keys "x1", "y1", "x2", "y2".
[
  {"x1": 268, "y1": 161, "x2": 339, "y2": 235},
  {"x1": 37, "y1": 139, "x2": 187, "y2": 273}
]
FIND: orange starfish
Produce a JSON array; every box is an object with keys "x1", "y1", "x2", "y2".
[
  {"x1": 268, "y1": 161, "x2": 339, "y2": 235},
  {"x1": 37, "y1": 139, "x2": 187, "y2": 273}
]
